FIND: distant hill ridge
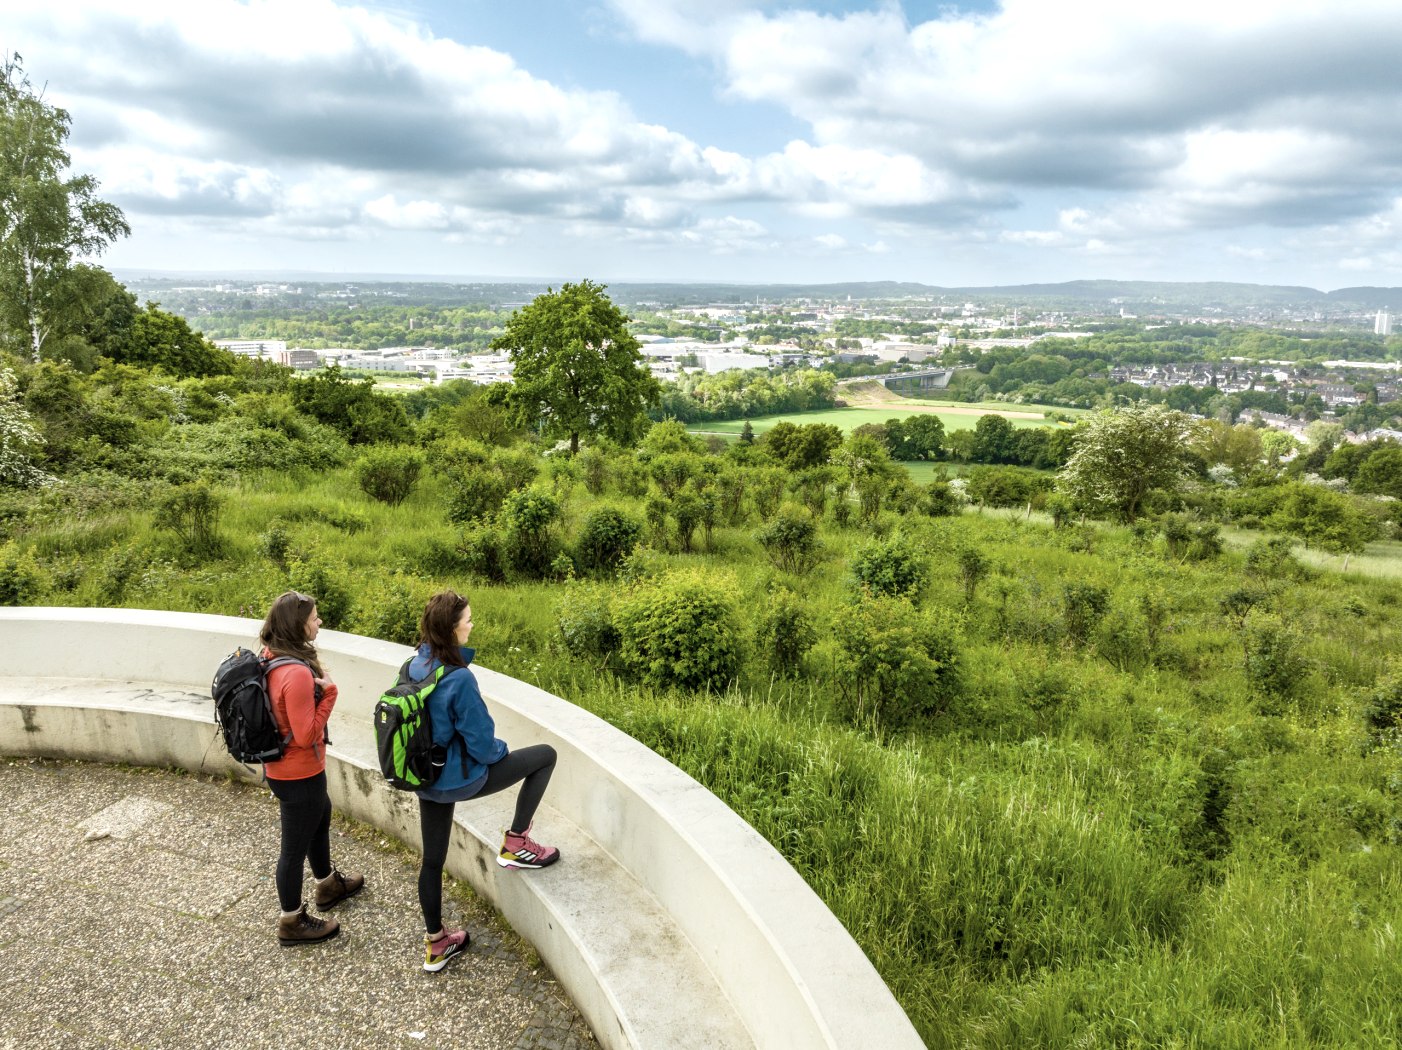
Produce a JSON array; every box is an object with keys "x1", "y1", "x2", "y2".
[{"x1": 113, "y1": 270, "x2": 1402, "y2": 310}]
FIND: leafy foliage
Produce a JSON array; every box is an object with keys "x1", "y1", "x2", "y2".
[
  {"x1": 492, "y1": 280, "x2": 660, "y2": 452},
  {"x1": 1058, "y1": 404, "x2": 1198, "y2": 522},
  {"x1": 754, "y1": 504, "x2": 820, "y2": 574},
  {"x1": 615, "y1": 569, "x2": 743, "y2": 691},
  {"x1": 152, "y1": 482, "x2": 224, "y2": 559},
  {"x1": 355, "y1": 444, "x2": 424, "y2": 506},
  {"x1": 0, "y1": 55, "x2": 130, "y2": 362},
  {"x1": 0, "y1": 367, "x2": 53, "y2": 487},
  {"x1": 828, "y1": 596, "x2": 962, "y2": 729},
  {"x1": 850, "y1": 533, "x2": 930, "y2": 600},
  {"x1": 573, "y1": 505, "x2": 642, "y2": 575}
]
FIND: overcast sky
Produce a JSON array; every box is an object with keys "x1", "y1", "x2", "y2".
[{"x1": 10, "y1": 0, "x2": 1402, "y2": 289}]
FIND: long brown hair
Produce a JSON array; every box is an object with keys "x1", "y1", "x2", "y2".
[
  {"x1": 419, "y1": 590, "x2": 470, "y2": 669},
  {"x1": 259, "y1": 591, "x2": 325, "y2": 677}
]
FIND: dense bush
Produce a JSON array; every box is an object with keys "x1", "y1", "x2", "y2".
[
  {"x1": 346, "y1": 571, "x2": 433, "y2": 646},
  {"x1": 828, "y1": 595, "x2": 962, "y2": 728},
  {"x1": 0, "y1": 542, "x2": 44, "y2": 604},
  {"x1": 501, "y1": 488, "x2": 562, "y2": 579},
  {"x1": 754, "y1": 504, "x2": 820, "y2": 574},
  {"x1": 285, "y1": 552, "x2": 353, "y2": 630},
  {"x1": 152, "y1": 482, "x2": 225, "y2": 559},
  {"x1": 355, "y1": 445, "x2": 424, "y2": 506},
  {"x1": 443, "y1": 470, "x2": 509, "y2": 525},
  {"x1": 573, "y1": 506, "x2": 642, "y2": 575},
  {"x1": 615, "y1": 569, "x2": 743, "y2": 690},
  {"x1": 849, "y1": 533, "x2": 930, "y2": 600},
  {"x1": 555, "y1": 583, "x2": 621, "y2": 665},
  {"x1": 1243, "y1": 609, "x2": 1309, "y2": 714},
  {"x1": 456, "y1": 524, "x2": 507, "y2": 583},
  {"x1": 755, "y1": 586, "x2": 816, "y2": 676}
]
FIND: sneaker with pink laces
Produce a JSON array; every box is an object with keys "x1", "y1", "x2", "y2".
[
  {"x1": 498, "y1": 823, "x2": 560, "y2": 869},
  {"x1": 423, "y1": 927, "x2": 469, "y2": 972}
]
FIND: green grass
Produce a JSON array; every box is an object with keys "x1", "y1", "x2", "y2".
[
  {"x1": 688, "y1": 405, "x2": 1074, "y2": 437},
  {"x1": 10, "y1": 456, "x2": 1402, "y2": 1047}
]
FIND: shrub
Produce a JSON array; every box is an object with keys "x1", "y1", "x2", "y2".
[
  {"x1": 501, "y1": 488, "x2": 562, "y2": 579},
  {"x1": 577, "y1": 447, "x2": 609, "y2": 495},
  {"x1": 1245, "y1": 536, "x2": 1303, "y2": 579},
  {"x1": 286, "y1": 552, "x2": 353, "y2": 630},
  {"x1": 574, "y1": 506, "x2": 642, "y2": 575},
  {"x1": 671, "y1": 489, "x2": 704, "y2": 553},
  {"x1": 493, "y1": 447, "x2": 540, "y2": 491},
  {"x1": 444, "y1": 470, "x2": 509, "y2": 525},
  {"x1": 1062, "y1": 582, "x2": 1110, "y2": 647},
  {"x1": 615, "y1": 569, "x2": 743, "y2": 690},
  {"x1": 0, "y1": 542, "x2": 44, "y2": 604},
  {"x1": 1158, "y1": 513, "x2": 1223, "y2": 562},
  {"x1": 1363, "y1": 657, "x2": 1402, "y2": 737},
  {"x1": 152, "y1": 482, "x2": 224, "y2": 559},
  {"x1": 1244, "y1": 609, "x2": 1308, "y2": 714},
  {"x1": 716, "y1": 469, "x2": 748, "y2": 525},
  {"x1": 957, "y1": 544, "x2": 990, "y2": 602},
  {"x1": 347, "y1": 571, "x2": 432, "y2": 646},
  {"x1": 355, "y1": 445, "x2": 424, "y2": 506},
  {"x1": 258, "y1": 519, "x2": 293, "y2": 568},
  {"x1": 830, "y1": 595, "x2": 962, "y2": 729},
  {"x1": 850, "y1": 533, "x2": 930, "y2": 601},
  {"x1": 754, "y1": 505, "x2": 820, "y2": 574},
  {"x1": 964, "y1": 465, "x2": 1052, "y2": 508},
  {"x1": 555, "y1": 584, "x2": 621, "y2": 664},
  {"x1": 457, "y1": 524, "x2": 507, "y2": 583},
  {"x1": 756, "y1": 586, "x2": 815, "y2": 675},
  {"x1": 751, "y1": 467, "x2": 785, "y2": 520},
  {"x1": 1044, "y1": 490, "x2": 1075, "y2": 528},
  {"x1": 612, "y1": 456, "x2": 650, "y2": 498},
  {"x1": 92, "y1": 544, "x2": 147, "y2": 605},
  {"x1": 920, "y1": 478, "x2": 962, "y2": 517}
]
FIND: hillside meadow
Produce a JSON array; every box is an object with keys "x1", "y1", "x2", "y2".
[
  {"x1": 690, "y1": 403, "x2": 1071, "y2": 437},
  {"x1": 5, "y1": 435, "x2": 1402, "y2": 1048}
]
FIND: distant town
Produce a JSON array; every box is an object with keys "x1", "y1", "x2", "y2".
[{"x1": 118, "y1": 273, "x2": 1402, "y2": 442}]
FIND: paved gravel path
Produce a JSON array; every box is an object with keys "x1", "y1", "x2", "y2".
[{"x1": 0, "y1": 758, "x2": 595, "y2": 1050}]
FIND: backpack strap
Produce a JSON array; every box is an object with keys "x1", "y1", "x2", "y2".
[{"x1": 262, "y1": 656, "x2": 314, "y2": 756}]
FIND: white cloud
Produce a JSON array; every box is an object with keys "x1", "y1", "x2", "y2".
[{"x1": 9, "y1": 0, "x2": 1402, "y2": 283}]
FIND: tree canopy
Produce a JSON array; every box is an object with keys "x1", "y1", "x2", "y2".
[
  {"x1": 491, "y1": 280, "x2": 660, "y2": 453},
  {"x1": 1057, "y1": 404, "x2": 1199, "y2": 522},
  {"x1": 0, "y1": 55, "x2": 129, "y2": 362}
]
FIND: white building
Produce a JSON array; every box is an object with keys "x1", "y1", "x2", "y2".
[
  {"x1": 214, "y1": 339, "x2": 287, "y2": 359},
  {"x1": 1377, "y1": 311, "x2": 1393, "y2": 337}
]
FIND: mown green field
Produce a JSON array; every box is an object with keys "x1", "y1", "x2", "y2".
[{"x1": 688, "y1": 405, "x2": 1075, "y2": 437}]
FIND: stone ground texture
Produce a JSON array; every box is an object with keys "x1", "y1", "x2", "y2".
[{"x1": 0, "y1": 758, "x2": 595, "y2": 1050}]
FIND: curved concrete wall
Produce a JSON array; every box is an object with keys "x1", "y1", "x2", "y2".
[{"x1": 0, "y1": 607, "x2": 923, "y2": 1049}]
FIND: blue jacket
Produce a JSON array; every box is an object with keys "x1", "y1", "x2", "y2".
[{"x1": 408, "y1": 644, "x2": 508, "y2": 802}]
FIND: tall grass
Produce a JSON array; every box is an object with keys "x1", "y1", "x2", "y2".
[{"x1": 7, "y1": 460, "x2": 1402, "y2": 1046}]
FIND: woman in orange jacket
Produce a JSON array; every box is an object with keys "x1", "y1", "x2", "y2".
[{"x1": 260, "y1": 591, "x2": 364, "y2": 945}]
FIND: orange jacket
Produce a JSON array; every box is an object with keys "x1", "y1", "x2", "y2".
[{"x1": 262, "y1": 652, "x2": 338, "y2": 781}]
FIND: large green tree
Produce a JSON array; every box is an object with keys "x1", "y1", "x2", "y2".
[
  {"x1": 1057, "y1": 404, "x2": 1199, "y2": 522},
  {"x1": 491, "y1": 280, "x2": 659, "y2": 453},
  {"x1": 0, "y1": 55, "x2": 129, "y2": 362}
]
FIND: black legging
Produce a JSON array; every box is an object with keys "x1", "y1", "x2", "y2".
[
  {"x1": 268, "y1": 772, "x2": 333, "y2": 912},
  {"x1": 418, "y1": 744, "x2": 557, "y2": 933}
]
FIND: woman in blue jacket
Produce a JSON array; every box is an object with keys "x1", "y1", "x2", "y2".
[{"x1": 412, "y1": 589, "x2": 560, "y2": 972}]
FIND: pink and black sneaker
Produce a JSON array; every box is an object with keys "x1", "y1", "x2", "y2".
[
  {"x1": 498, "y1": 824, "x2": 560, "y2": 869},
  {"x1": 423, "y1": 927, "x2": 469, "y2": 972}
]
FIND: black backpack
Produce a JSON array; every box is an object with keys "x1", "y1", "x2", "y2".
[
  {"x1": 374, "y1": 659, "x2": 453, "y2": 791},
  {"x1": 211, "y1": 647, "x2": 304, "y2": 764}
]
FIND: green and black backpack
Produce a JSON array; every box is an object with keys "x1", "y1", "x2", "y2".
[{"x1": 374, "y1": 659, "x2": 454, "y2": 791}]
